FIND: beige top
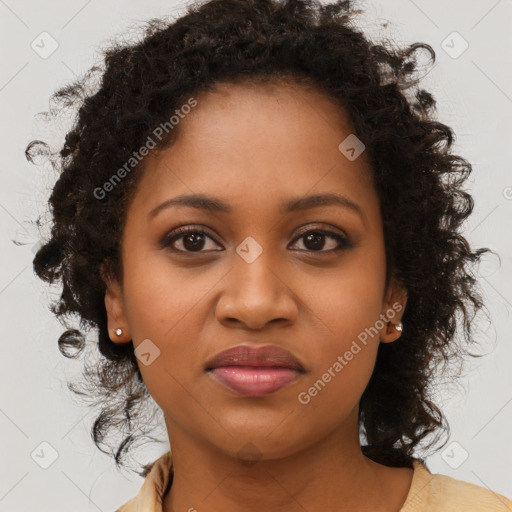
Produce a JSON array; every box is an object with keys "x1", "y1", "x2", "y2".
[{"x1": 115, "y1": 450, "x2": 512, "y2": 511}]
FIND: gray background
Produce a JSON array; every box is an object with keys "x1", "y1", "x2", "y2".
[{"x1": 1, "y1": 0, "x2": 511, "y2": 510}]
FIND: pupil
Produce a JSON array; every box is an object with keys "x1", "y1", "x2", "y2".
[
  {"x1": 183, "y1": 233, "x2": 205, "y2": 251},
  {"x1": 305, "y1": 233, "x2": 325, "y2": 250}
]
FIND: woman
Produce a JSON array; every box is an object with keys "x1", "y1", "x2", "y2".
[{"x1": 27, "y1": 0, "x2": 512, "y2": 510}]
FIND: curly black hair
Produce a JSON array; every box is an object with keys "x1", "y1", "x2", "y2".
[{"x1": 26, "y1": 0, "x2": 494, "y2": 477}]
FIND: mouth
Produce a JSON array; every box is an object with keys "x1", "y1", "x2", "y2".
[
  {"x1": 205, "y1": 344, "x2": 305, "y2": 397},
  {"x1": 207, "y1": 366, "x2": 303, "y2": 397}
]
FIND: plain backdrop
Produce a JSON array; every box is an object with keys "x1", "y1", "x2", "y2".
[{"x1": 1, "y1": 0, "x2": 511, "y2": 510}]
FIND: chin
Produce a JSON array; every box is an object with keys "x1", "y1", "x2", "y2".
[{"x1": 210, "y1": 430, "x2": 306, "y2": 462}]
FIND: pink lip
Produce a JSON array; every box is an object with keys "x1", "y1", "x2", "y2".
[
  {"x1": 205, "y1": 344, "x2": 304, "y2": 371},
  {"x1": 209, "y1": 366, "x2": 302, "y2": 396},
  {"x1": 205, "y1": 344, "x2": 305, "y2": 397}
]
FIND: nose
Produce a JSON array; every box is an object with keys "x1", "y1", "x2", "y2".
[{"x1": 215, "y1": 250, "x2": 298, "y2": 331}]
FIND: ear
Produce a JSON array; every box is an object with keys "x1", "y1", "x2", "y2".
[
  {"x1": 379, "y1": 277, "x2": 407, "y2": 344},
  {"x1": 101, "y1": 262, "x2": 130, "y2": 344}
]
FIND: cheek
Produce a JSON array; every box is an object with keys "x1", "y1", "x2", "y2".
[
  {"x1": 296, "y1": 296, "x2": 380, "y2": 426},
  {"x1": 296, "y1": 251, "x2": 385, "y2": 401},
  {"x1": 116, "y1": 248, "x2": 231, "y2": 442},
  {"x1": 120, "y1": 259, "x2": 214, "y2": 399},
  {"x1": 122, "y1": 250, "x2": 209, "y2": 341},
  {"x1": 305, "y1": 256, "x2": 386, "y2": 348}
]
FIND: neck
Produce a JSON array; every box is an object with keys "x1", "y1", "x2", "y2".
[{"x1": 162, "y1": 408, "x2": 409, "y2": 512}]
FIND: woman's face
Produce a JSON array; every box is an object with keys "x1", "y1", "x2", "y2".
[{"x1": 104, "y1": 80, "x2": 407, "y2": 460}]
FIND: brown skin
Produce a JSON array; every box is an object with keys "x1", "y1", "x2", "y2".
[{"x1": 104, "y1": 80, "x2": 412, "y2": 512}]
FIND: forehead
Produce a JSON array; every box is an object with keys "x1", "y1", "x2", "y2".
[
  {"x1": 184, "y1": 78, "x2": 357, "y2": 143},
  {"x1": 129, "y1": 79, "x2": 377, "y2": 220}
]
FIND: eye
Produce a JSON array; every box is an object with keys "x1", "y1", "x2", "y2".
[
  {"x1": 160, "y1": 225, "x2": 352, "y2": 254},
  {"x1": 289, "y1": 228, "x2": 351, "y2": 253},
  {"x1": 160, "y1": 226, "x2": 222, "y2": 253}
]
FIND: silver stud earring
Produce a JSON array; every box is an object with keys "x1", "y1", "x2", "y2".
[
  {"x1": 113, "y1": 328, "x2": 123, "y2": 336},
  {"x1": 395, "y1": 321, "x2": 403, "y2": 332}
]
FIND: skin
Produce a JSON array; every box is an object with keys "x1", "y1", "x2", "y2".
[{"x1": 103, "y1": 79, "x2": 413, "y2": 512}]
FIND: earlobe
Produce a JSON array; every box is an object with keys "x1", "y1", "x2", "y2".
[
  {"x1": 380, "y1": 319, "x2": 404, "y2": 344},
  {"x1": 380, "y1": 279, "x2": 407, "y2": 344},
  {"x1": 102, "y1": 264, "x2": 130, "y2": 344}
]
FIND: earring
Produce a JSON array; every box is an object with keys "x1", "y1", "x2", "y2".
[
  {"x1": 395, "y1": 321, "x2": 403, "y2": 332},
  {"x1": 113, "y1": 328, "x2": 123, "y2": 336}
]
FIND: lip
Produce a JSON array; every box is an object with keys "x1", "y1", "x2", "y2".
[
  {"x1": 205, "y1": 344, "x2": 305, "y2": 371},
  {"x1": 205, "y1": 344, "x2": 305, "y2": 397}
]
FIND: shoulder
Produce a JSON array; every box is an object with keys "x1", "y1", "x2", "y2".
[
  {"x1": 401, "y1": 460, "x2": 512, "y2": 511},
  {"x1": 429, "y1": 472, "x2": 512, "y2": 511},
  {"x1": 114, "y1": 451, "x2": 174, "y2": 512}
]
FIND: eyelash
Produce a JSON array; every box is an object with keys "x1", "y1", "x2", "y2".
[{"x1": 160, "y1": 225, "x2": 352, "y2": 255}]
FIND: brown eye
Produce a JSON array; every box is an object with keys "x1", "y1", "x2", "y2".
[
  {"x1": 290, "y1": 229, "x2": 352, "y2": 253},
  {"x1": 160, "y1": 227, "x2": 222, "y2": 253},
  {"x1": 160, "y1": 225, "x2": 352, "y2": 255}
]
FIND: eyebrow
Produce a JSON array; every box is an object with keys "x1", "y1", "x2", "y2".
[{"x1": 148, "y1": 192, "x2": 365, "y2": 222}]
